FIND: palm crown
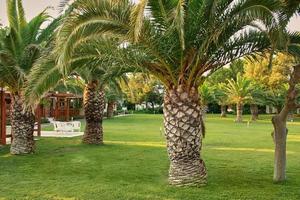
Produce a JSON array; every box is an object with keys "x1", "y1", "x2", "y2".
[
  {"x1": 55, "y1": 0, "x2": 281, "y2": 91},
  {"x1": 0, "y1": 0, "x2": 63, "y2": 94}
]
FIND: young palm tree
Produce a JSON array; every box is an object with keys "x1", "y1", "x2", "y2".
[
  {"x1": 0, "y1": 0, "x2": 60, "y2": 154},
  {"x1": 223, "y1": 74, "x2": 253, "y2": 122},
  {"x1": 53, "y1": 0, "x2": 280, "y2": 186},
  {"x1": 198, "y1": 82, "x2": 214, "y2": 118}
]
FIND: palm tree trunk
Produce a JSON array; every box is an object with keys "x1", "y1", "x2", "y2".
[
  {"x1": 163, "y1": 86, "x2": 207, "y2": 187},
  {"x1": 10, "y1": 95, "x2": 35, "y2": 155},
  {"x1": 107, "y1": 101, "x2": 115, "y2": 118},
  {"x1": 82, "y1": 81, "x2": 105, "y2": 144},
  {"x1": 235, "y1": 103, "x2": 243, "y2": 123},
  {"x1": 220, "y1": 105, "x2": 227, "y2": 117},
  {"x1": 250, "y1": 104, "x2": 259, "y2": 121}
]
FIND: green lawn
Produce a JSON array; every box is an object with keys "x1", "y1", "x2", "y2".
[{"x1": 0, "y1": 114, "x2": 300, "y2": 200}]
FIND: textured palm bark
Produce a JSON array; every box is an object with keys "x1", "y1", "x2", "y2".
[
  {"x1": 164, "y1": 86, "x2": 207, "y2": 187},
  {"x1": 107, "y1": 101, "x2": 115, "y2": 118},
  {"x1": 82, "y1": 81, "x2": 105, "y2": 144},
  {"x1": 220, "y1": 105, "x2": 227, "y2": 118},
  {"x1": 272, "y1": 65, "x2": 300, "y2": 183},
  {"x1": 10, "y1": 95, "x2": 35, "y2": 155},
  {"x1": 235, "y1": 103, "x2": 243, "y2": 123},
  {"x1": 250, "y1": 104, "x2": 259, "y2": 121}
]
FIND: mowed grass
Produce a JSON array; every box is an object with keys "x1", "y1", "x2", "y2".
[{"x1": 0, "y1": 114, "x2": 300, "y2": 200}]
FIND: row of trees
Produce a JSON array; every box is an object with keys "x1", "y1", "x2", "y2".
[
  {"x1": 199, "y1": 55, "x2": 296, "y2": 123},
  {"x1": 0, "y1": 0, "x2": 299, "y2": 187}
]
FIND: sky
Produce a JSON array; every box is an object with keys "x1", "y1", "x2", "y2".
[{"x1": 0, "y1": 0, "x2": 299, "y2": 31}]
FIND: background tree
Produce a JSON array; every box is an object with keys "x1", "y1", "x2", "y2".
[
  {"x1": 223, "y1": 74, "x2": 253, "y2": 122},
  {"x1": 198, "y1": 82, "x2": 214, "y2": 115},
  {"x1": 213, "y1": 84, "x2": 228, "y2": 118},
  {"x1": 0, "y1": 0, "x2": 60, "y2": 154},
  {"x1": 264, "y1": 0, "x2": 300, "y2": 182},
  {"x1": 121, "y1": 73, "x2": 152, "y2": 108},
  {"x1": 248, "y1": 82, "x2": 266, "y2": 121},
  {"x1": 105, "y1": 80, "x2": 124, "y2": 118},
  {"x1": 144, "y1": 84, "x2": 164, "y2": 112}
]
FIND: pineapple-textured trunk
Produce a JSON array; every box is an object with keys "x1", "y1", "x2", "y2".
[
  {"x1": 250, "y1": 104, "x2": 259, "y2": 121},
  {"x1": 107, "y1": 101, "x2": 115, "y2": 118},
  {"x1": 220, "y1": 105, "x2": 227, "y2": 118},
  {"x1": 272, "y1": 114, "x2": 287, "y2": 183},
  {"x1": 235, "y1": 103, "x2": 243, "y2": 123},
  {"x1": 164, "y1": 86, "x2": 207, "y2": 187},
  {"x1": 82, "y1": 81, "x2": 105, "y2": 144},
  {"x1": 10, "y1": 95, "x2": 35, "y2": 155}
]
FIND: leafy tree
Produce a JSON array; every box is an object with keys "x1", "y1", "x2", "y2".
[
  {"x1": 263, "y1": 0, "x2": 300, "y2": 182},
  {"x1": 207, "y1": 59, "x2": 245, "y2": 85},
  {"x1": 248, "y1": 82, "x2": 266, "y2": 121},
  {"x1": 144, "y1": 82, "x2": 164, "y2": 112},
  {"x1": 213, "y1": 84, "x2": 229, "y2": 117},
  {"x1": 0, "y1": 0, "x2": 60, "y2": 154},
  {"x1": 121, "y1": 73, "x2": 152, "y2": 106},
  {"x1": 105, "y1": 80, "x2": 124, "y2": 118},
  {"x1": 50, "y1": 0, "x2": 279, "y2": 186}
]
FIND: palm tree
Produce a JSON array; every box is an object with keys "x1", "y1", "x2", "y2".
[
  {"x1": 26, "y1": 37, "x2": 133, "y2": 145},
  {"x1": 198, "y1": 82, "x2": 214, "y2": 116},
  {"x1": 52, "y1": 0, "x2": 280, "y2": 186},
  {"x1": 0, "y1": 0, "x2": 61, "y2": 154},
  {"x1": 78, "y1": 68, "x2": 127, "y2": 144},
  {"x1": 223, "y1": 74, "x2": 252, "y2": 122}
]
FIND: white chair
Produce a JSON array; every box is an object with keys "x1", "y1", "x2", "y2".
[
  {"x1": 71, "y1": 121, "x2": 81, "y2": 131},
  {"x1": 53, "y1": 121, "x2": 81, "y2": 132}
]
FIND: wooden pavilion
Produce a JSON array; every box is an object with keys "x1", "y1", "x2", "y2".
[
  {"x1": 42, "y1": 92, "x2": 83, "y2": 121},
  {"x1": 0, "y1": 89, "x2": 83, "y2": 145}
]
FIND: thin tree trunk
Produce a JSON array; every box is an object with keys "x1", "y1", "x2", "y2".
[
  {"x1": 271, "y1": 65, "x2": 300, "y2": 183},
  {"x1": 250, "y1": 104, "x2": 259, "y2": 121},
  {"x1": 107, "y1": 101, "x2": 115, "y2": 118},
  {"x1": 272, "y1": 113, "x2": 287, "y2": 183},
  {"x1": 220, "y1": 105, "x2": 227, "y2": 118},
  {"x1": 164, "y1": 86, "x2": 207, "y2": 187},
  {"x1": 235, "y1": 103, "x2": 243, "y2": 123},
  {"x1": 10, "y1": 95, "x2": 35, "y2": 155},
  {"x1": 82, "y1": 81, "x2": 105, "y2": 144}
]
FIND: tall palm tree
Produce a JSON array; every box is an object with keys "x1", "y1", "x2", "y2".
[
  {"x1": 0, "y1": 0, "x2": 61, "y2": 154},
  {"x1": 78, "y1": 67, "x2": 126, "y2": 144},
  {"x1": 26, "y1": 37, "x2": 133, "y2": 145},
  {"x1": 223, "y1": 74, "x2": 253, "y2": 122},
  {"x1": 52, "y1": 0, "x2": 280, "y2": 186}
]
